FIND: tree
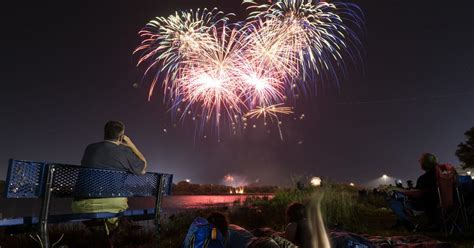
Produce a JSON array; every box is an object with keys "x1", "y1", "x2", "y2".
[{"x1": 456, "y1": 127, "x2": 474, "y2": 169}]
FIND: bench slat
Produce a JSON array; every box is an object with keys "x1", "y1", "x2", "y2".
[
  {"x1": 0, "y1": 208, "x2": 157, "y2": 227},
  {"x1": 4, "y1": 160, "x2": 173, "y2": 199},
  {"x1": 5, "y1": 160, "x2": 46, "y2": 198}
]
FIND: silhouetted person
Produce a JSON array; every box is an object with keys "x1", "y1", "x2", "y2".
[
  {"x1": 284, "y1": 203, "x2": 311, "y2": 248},
  {"x1": 406, "y1": 180, "x2": 414, "y2": 190},
  {"x1": 388, "y1": 153, "x2": 439, "y2": 230},
  {"x1": 71, "y1": 120, "x2": 147, "y2": 234}
]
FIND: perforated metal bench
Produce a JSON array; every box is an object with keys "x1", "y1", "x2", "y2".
[{"x1": 1, "y1": 159, "x2": 173, "y2": 248}]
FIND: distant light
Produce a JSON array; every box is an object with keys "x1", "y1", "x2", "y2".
[
  {"x1": 184, "y1": 179, "x2": 191, "y2": 183},
  {"x1": 467, "y1": 171, "x2": 471, "y2": 176},
  {"x1": 382, "y1": 174, "x2": 388, "y2": 179},
  {"x1": 310, "y1": 177, "x2": 322, "y2": 187},
  {"x1": 349, "y1": 183, "x2": 355, "y2": 187}
]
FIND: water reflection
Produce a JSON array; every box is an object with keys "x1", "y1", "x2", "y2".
[{"x1": 163, "y1": 194, "x2": 274, "y2": 211}]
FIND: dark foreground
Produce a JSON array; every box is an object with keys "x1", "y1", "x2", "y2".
[{"x1": 1, "y1": 185, "x2": 473, "y2": 248}]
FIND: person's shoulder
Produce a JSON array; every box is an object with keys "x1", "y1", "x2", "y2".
[
  {"x1": 285, "y1": 222, "x2": 298, "y2": 231},
  {"x1": 117, "y1": 144, "x2": 133, "y2": 152},
  {"x1": 86, "y1": 141, "x2": 107, "y2": 149}
]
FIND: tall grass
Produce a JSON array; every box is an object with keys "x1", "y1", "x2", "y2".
[{"x1": 248, "y1": 183, "x2": 391, "y2": 233}]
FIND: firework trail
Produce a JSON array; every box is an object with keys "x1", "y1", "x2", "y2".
[
  {"x1": 245, "y1": 103, "x2": 293, "y2": 140},
  {"x1": 134, "y1": 0, "x2": 364, "y2": 137},
  {"x1": 245, "y1": 104, "x2": 293, "y2": 120}
]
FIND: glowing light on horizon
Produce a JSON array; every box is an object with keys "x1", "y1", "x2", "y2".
[
  {"x1": 310, "y1": 177, "x2": 322, "y2": 187},
  {"x1": 235, "y1": 186, "x2": 245, "y2": 194}
]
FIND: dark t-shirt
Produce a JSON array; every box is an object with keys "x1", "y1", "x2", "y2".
[
  {"x1": 416, "y1": 168, "x2": 436, "y2": 190},
  {"x1": 81, "y1": 141, "x2": 145, "y2": 175},
  {"x1": 414, "y1": 168, "x2": 438, "y2": 209}
]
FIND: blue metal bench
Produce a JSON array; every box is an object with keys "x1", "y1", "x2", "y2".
[{"x1": 1, "y1": 159, "x2": 173, "y2": 248}]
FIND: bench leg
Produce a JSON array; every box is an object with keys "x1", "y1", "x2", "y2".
[
  {"x1": 154, "y1": 175, "x2": 166, "y2": 244},
  {"x1": 39, "y1": 165, "x2": 55, "y2": 248}
]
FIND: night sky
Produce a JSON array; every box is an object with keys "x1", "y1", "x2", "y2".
[{"x1": 1, "y1": 0, "x2": 473, "y2": 186}]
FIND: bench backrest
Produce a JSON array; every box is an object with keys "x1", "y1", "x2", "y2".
[{"x1": 4, "y1": 159, "x2": 173, "y2": 199}]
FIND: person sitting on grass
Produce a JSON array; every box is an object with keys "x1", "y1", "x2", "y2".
[
  {"x1": 284, "y1": 203, "x2": 311, "y2": 248},
  {"x1": 207, "y1": 212, "x2": 255, "y2": 248},
  {"x1": 71, "y1": 120, "x2": 147, "y2": 235},
  {"x1": 388, "y1": 153, "x2": 439, "y2": 231},
  {"x1": 206, "y1": 212, "x2": 298, "y2": 248}
]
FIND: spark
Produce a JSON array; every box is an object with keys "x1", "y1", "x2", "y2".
[
  {"x1": 245, "y1": 103, "x2": 293, "y2": 140},
  {"x1": 245, "y1": 103, "x2": 293, "y2": 120}
]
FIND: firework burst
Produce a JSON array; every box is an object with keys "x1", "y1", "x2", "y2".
[
  {"x1": 176, "y1": 25, "x2": 246, "y2": 129},
  {"x1": 134, "y1": 8, "x2": 232, "y2": 100},
  {"x1": 134, "y1": 0, "x2": 364, "y2": 137},
  {"x1": 244, "y1": 0, "x2": 364, "y2": 87}
]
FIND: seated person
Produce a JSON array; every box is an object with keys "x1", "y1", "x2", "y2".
[
  {"x1": 71, "y1": 120, "x2": 147, "y2": 234},
  {"x1": 388, "y1": 153, "x2": 439, "y2": 230},
  {"x1": 207, "y1": 212, "x2": 296, "y2": 248},
  {"x1": 207, "y1": 212, "x2": 254, "y2": 248},
  {"x1": 284, "y1": 203, "x2": 311, "y2": 248}
]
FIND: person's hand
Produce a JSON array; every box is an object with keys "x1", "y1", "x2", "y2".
[{"x1": 122, "y1": 135, "x2": 132, "y2": 145}]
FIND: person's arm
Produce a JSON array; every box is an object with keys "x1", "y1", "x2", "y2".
[
  {"x1": 403, "y1": 189, "x2": 427, "y2": 198},
  {"x1": 390, "y1": 187, "x2": 427, "y2": 198},
  {"x1": 122, "y1": 135, "x2": 148, "y2": 175}
]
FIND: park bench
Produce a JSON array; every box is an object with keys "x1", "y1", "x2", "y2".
[{"x1": 0, "y1": 159, "x2": 173, "y2": 248}]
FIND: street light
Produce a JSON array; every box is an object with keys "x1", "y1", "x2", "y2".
[
  {"x1": 310, "y1": 177, "x2": 322, "y2": 187},
  {"x1": 382, "y1": 174, "x2": 388, "y2": 185},
  {"x1": 349, "y1": 183, "x2": 355, "y2": 187},
  {"x1": 467, "y1": 171, "x2": 473, "y2": 180}
]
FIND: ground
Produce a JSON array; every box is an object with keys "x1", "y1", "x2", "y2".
[{"x1": 0, "y1": 184, "x2": 473, "y2": 247}]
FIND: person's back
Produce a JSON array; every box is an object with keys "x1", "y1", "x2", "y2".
[
  {"x1": 81, "y1": 141, "x2": 145, "y2": 174},
  {"x1": 72, "y1": 120, "x2": 147, "y2": 235}
]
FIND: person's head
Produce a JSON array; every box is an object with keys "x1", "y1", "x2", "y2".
[
  {"x1": 419, "y1": 153, "x2": 438, "y2": 171},
  {"x1": 207, "y1": 212, "x2": 228, "y2": 237},
  {"x1": 104, "y1": 121, "x2": 125, "y2": 141},
  {"x1": 286, "y1": 202, "x2": 306, "y2": 223}
]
